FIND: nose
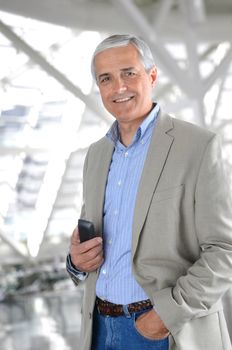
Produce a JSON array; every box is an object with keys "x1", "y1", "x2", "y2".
[{"x1": 113, "y1": 76, "x2": 127, "y2": 94}]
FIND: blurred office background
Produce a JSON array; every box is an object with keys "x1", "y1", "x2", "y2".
[{"x1": 0, "y1": 1, "x2": 232, "y2": 349}]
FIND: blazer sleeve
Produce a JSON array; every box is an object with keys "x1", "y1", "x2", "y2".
[{"x1": 153, "y1": 134, "x2": 232, "y2": 335}]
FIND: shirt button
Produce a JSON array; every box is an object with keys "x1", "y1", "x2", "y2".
[
  {"x1": 140, "y1": 139, "x2": 144, "y2": 144},
  {"x1": 108, "y1": 239, "x2": 112, "y2": 245},
  {"x1": 125, "y1": 152, "x2": 128, "y2": 157},
  {"x1": 118, "y1": 180, "x2": 122, "y2": 186},
  {"x1": 114, "y1": 210, "x2": 118, "y2": 215},
  {"x1": 102, "y1": 269, "x2": 107, "y2": 275}
]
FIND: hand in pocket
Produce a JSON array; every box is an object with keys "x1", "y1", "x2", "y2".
[{"x1": 135, "y1": 309, "x2": 170, "y2": 340}]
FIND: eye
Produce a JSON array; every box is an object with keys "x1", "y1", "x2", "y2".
[
  {"x1": 99, "y1": 76, "x2": 110, "y2": 84},
  {"x1": 124, "y1": 71, "x2": 136, "y2": 78}
]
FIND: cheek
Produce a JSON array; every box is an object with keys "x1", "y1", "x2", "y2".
[
  {"x1": 101, "y1": 95, "x2": 114, "y2": 113},
  {"x1": 99, "y1": 88, "x2": 111, "y2": 102},
  {"x1": 141, "y1": 85, "x2": 153, "y2": 100},
  {"x1": 99, "y1": 92, "x2": 109, "y2": 105}
]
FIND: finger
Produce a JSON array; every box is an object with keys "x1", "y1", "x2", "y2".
[
  {"x1": 70, "y1": 240, "x2": 103, "y2": 270},
  {"x1": 74, "y1": 250, "x2": 104, "y2": 272},
  {"x1": 71, "y1": 228, "x2": 80, "y2": 245},
  {"x1": 78, "y1": 237, "x2": 103, "y2": 253},
  {"x1": 82, "y1": 255, "x2": 104, "y2": 272},
  {"x1": 78, "y1": 244, "x2": 103, "y2": 263}
]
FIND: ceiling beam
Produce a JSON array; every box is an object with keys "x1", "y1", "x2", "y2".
[
  {"x1": 0, "y1": 1, "x2": 231, "y2": 42},
  {"x1": 37, "y1": 153, "x2": 75, "y2": 257},
  {"x1": 186, "y1": 0, "x2": 206, "y2": 24},
  {"x1": 0, "y1": 35, "x2": 74, "y2": 86},
  {"x1": 0, "y1": 145, "x2": 50, "y2": 155},
  {"x1": 179, "y1": 0, "x2": 206, "y2": 126},
  {"x1": 203, "y1": 46, "x2": 232, "y2": 94},
  {"x1": 0, "y1": 226, "x2": 30, "y2": 260},
  {"x1": 152, "y1": 0, "x2": 174, "y2": 30},
  {"x1": 0, "y1": 19, "x2": 101, "y2": 116},
  {"x1": 211, "y1": 73, "x2": 227, "y2": 126}
]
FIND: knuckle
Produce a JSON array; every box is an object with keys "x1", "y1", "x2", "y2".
[{"x1": 88, "y1": 248, "x2": 99, "y2": 259}]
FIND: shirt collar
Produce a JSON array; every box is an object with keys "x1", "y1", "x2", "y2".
[{"x1": 106, "y1": 103, "x2": 160, "y2": 145}]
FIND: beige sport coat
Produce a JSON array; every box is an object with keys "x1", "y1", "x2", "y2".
[{"x1": 75, "y1": 112, "x2": 232, "y2": 350}]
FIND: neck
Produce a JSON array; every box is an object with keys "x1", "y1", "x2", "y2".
[
  {"x1": 119, "y1": 120, "x2": 142, "y2": 147},
  {"x1": 117, "y1": 104, "x2": 155, "y2": 146},
  {"x1": 118, "y1": 105, "x2": 155, "y2": 146}
]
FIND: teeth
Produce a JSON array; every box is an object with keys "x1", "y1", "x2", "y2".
[{"x1": 114, "y1": 97, "x2": 132, "y2": 103}]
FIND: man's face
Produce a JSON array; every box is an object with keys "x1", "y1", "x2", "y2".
[{"x1": 94, "y1": 44, "x2": 157, "y2": 126}]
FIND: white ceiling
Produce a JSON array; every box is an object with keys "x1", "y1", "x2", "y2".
[{"x1": 0, "y1": 0, "x2": 232, "y2": 41}]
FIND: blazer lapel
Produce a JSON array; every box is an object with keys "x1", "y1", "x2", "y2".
[
  {"x1": 90, "y1": 138, "x2": 114, "y2": 231},
  {"x1": 132, "y1": 113, "x2": 174, "y2": 257}
]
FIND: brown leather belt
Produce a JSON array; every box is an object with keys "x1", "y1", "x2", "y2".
[{"x1": 96, "y1": 297, "x2": 152, "y2": 317}]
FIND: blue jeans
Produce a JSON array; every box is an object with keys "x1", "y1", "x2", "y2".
[{"x1": 91, "y1": 306, "x2": 169, "y2": 350}]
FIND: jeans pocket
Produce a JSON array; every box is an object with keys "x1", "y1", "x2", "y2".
[{"x1": 133, "y1": 309, "x2": 169, "y2": 343}]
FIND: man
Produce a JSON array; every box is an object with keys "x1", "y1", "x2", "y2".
[{"x1": 67, "y1": 34, "x2": 232, "y2": 350}]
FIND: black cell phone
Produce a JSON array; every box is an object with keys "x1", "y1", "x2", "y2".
[{"x1": 78, "y1": 219, "x2": 96, "y2": 243}]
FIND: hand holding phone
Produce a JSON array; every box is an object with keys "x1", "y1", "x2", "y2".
[
  {"x1": 70, "y1": 219, "x2": 103, "y2": 272},
  {"x1": 78, "y1": 219, "x2": 96, "y2": 243}
]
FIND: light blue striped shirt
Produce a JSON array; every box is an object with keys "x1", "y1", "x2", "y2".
[{"x1": 96, "y1": 104, "x2": 160, "y2": 304}]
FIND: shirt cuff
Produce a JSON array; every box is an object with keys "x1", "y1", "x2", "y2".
[{"x1": 66, "y1": 254, "x2": 88, "y2": 283}]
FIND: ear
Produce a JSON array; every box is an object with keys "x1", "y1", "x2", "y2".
[{"x1": 149, "y1": 66, "x2": 157, "y2": 87}]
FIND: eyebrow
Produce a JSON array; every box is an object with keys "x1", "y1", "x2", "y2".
[
  {"x1": 98, "y1": 73, "x2": 110, "y2": 81},
  {"x1": 121, "y1": 67, "x2": 135, "y2": 72},
  {"x1": 97, "y1": 67, "x2": 136, "y2": 81}
]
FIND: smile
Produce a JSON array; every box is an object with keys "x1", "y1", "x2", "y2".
[{"x1": 113, "y1": 96, "x2": 134, "y2": 103}]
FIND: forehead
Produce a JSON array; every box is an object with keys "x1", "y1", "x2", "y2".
[{"x1": 94, "y1": 44, "x2": 144, "y2": 75}]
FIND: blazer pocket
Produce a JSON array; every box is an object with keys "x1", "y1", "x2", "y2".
[
  {"x1": 152, "y1": 184, "x2": 184, "y2": 202},
  {"x1": 173, "y1": 311, "x2": 224, "y2": 350}
]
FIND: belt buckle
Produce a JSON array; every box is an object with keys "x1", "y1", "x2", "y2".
[{"x1": 122, "y1": 304, "x2": 131, "y2": 318}]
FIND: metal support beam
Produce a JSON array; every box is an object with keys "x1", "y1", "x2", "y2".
[
  {"x1": 0, "y1": 1, "x2": 231, "y2": 41},
  {"x1": 37, "y1": 153, "x2": 74, "y2": 257},
  {"x1": 0, "y1": 146, "x2": 50, "y2": 155},
  {"x1": 0, "y1": 19, "x2": 100, "y2": 116},
  {"x1": 111, "y1": 0, "x2": 195, "y2": 98},
  {"x1": 0, "y1": 227, "x2": 29, "y2": 260},
  {"x1": 211, "y1": 73, "x2": 227, "y2": 126},
  {"x1": 203, "y1": 47, "x2": 232, "y2": 94},
  {"x1": 0, "y1": 35, "x2": 74, "y2": 85},
  {"x1": 161, "y1": 97, "x2": 193, "y2": 114},
  {"x1": 185, "y1": 0, "x2": 206, "y2": 24},
  {"x1": 179, "y1": 0, "x2": 206, "y2": 126},
  {"x1": 153, "y1": 0, "x2": 174, "y2": 30}
]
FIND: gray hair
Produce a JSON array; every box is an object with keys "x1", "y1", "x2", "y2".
[{"x1": 91, "y1": 34, "x2": 155, "y2": 81}]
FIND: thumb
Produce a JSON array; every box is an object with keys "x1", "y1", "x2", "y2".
[{"x1": 71, "y1": 227, "x2": 80, "y2": 244}]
